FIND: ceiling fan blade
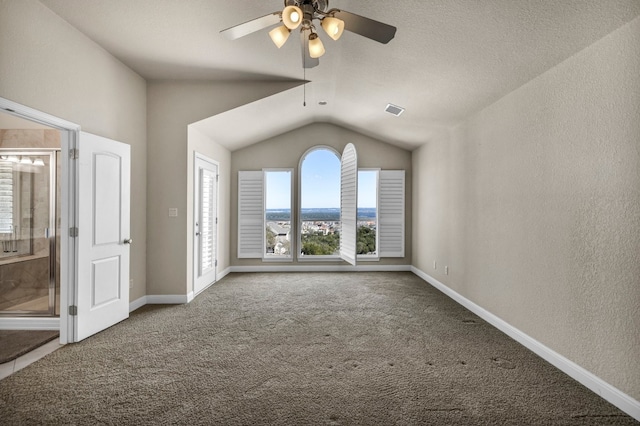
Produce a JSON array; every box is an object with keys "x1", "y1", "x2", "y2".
[
  {"x1": 301, "y1": 28, "x2": 319, "y2": 69},
  {"x1": 332, "y1": 10, "x2": 396, "y2": 44},
  {"x1": 220, "y1": 12, "x2": 281, "y2": 40}
]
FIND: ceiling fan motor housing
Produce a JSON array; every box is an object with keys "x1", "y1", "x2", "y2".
[{"x1": 285, "y1": 0, "x2": 329, "y2": 15}]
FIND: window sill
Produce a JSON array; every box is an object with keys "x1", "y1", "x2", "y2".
[
  {"x1": 262, "y1": 256, "x2": 293, "y2": 263},
  {"x1": 357, "y1": 256, "x2": 380, "y2": 262},
  {"x1": 297, "y1": 255, "x2": 342, "y2": 262}
]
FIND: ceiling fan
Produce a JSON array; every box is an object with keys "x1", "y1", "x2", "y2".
[{"x1": 220, "y1": 0, "x2": 397, "y2": 68}]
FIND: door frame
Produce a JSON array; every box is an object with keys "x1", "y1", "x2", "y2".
[
  {"x1": 192, "y1": 152, "x2": 219, "y2": 296},
  {"x1": 0, "y1": 97, "x2": 79, "y2": 343}
]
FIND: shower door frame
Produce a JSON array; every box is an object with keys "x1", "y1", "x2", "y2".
[
  {"x1": 0, "y1": 149, "x2": 59, "y2": 317},
  {"x1": 0, "y1": 97, "x2": 79, "y2": 343}
]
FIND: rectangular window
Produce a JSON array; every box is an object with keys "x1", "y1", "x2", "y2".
[
  {"x1": 357, "y1": 169, "x2": 379, "y2": 260},
  {"x1": 264, "y1": 169, "x2": 292, "y2": 260}
]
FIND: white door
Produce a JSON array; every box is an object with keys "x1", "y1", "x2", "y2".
[
  {"x1": 193, "y1": 154, "x2": 218, "y2": 295},
  {"x1": 76, "y1": 132, "x2": 130, "y2": 341}
]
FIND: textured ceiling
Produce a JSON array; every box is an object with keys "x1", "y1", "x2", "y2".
[{"x1": 39, "y1": 0, "x2": 640, "y2": 151}]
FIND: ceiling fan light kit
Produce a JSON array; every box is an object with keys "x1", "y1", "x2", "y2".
[
  {"x1": 221, "y1": 0, "x2": 397, "y2": 68},
  {"x1": 321, "y1": 16, "x2": 344, "y2": 41},
  {"x1": 282, "y1": 5, "x2": 303, "y2": 29},
  {"x1": 308, "y1": 33, "x2": 325, "y2": 58},
  {"x1": 269, "y1": 25, "x2": 291, "y2": 48}
]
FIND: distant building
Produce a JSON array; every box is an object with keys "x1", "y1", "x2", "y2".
[{"x1": 267, "y1": 222, "x2": 290, "y2": 240}]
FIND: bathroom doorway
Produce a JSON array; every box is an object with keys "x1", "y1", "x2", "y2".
[
  {"x1": 0, "y1": 111, "x2": 61, "y2": 318},
  {"x1": 0, "y1": 97, "x2": 130, "y2": 344}
]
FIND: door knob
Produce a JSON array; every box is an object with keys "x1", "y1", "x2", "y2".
[{"x1": 123, "y1": 238, "x2": 133, "y2": 245}]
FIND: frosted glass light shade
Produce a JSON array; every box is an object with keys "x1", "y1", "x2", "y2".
[
  {"x1": 308, "y1": 33, "x2": 325, "y2": 58},
  {"x1": 321, "y1": 17, "x2": 344, "y2": 40},
  {"x1": 282, "y1": 6, "x2": 303, "y2": 30},
  {"x1": 33, "y1": 158, "x2": 45, "y2": 167},
  {"x1": 269, "y1": 25, "x2": 291, "y2": 48},
  {"x1": 20, "y1": 157, "x2": 32, "y2": 165},
  {"x1": 7, "y1": 155, "x2": 19, "y2": 163}
]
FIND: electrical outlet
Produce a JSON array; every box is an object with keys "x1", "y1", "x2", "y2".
[
  {"x1": 129, "y1": 279, "x2": 133, "y2": 289},
  {"x1": 445, "y1": 266, "x2": 449, "y2": 275},
  {"x1": 433, "y1": 261, "x2": 437, "y2": 270},
  {"x1": 168, "y1": 208, "x2": 178, "y2": 217}
]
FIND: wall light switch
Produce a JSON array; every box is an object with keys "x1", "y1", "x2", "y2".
[
  {"x1": 168, "y1": 208, "x2": 178, "y2": 217},
  {"x1": 434, "y1": 261, "x2": 437, "y2": 270},
  {"x1": 445, "y1": 266, "x2": 449, "y2": 275}
]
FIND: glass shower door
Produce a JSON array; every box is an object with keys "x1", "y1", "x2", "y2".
[{"x1": 0, "y1": 151, "x2": 58, "y2": 316}]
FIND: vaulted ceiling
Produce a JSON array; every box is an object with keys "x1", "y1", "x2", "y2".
[{"x1": 39, "y1": 0, "x2": 640, "y2": 151}]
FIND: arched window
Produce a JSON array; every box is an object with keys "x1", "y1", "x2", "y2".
[{"x1": 299, "y1": 147, "x2": 341, "y2": 257}]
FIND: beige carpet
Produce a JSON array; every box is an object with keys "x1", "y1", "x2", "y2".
[
  {"x1": 0, "y1": 272, "x2": 635, "y2": 425},
  {"x1": 0, "y1": 330, "x2": 59, "y2": 364}
]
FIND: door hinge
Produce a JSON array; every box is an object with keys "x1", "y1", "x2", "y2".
[
  {"x1": 69, "y1": 148, "x2": 79, "y2": 160},
  {"x1": 70, "y1": 227, "x2": 78, "y2": 237},
  {"x1": 68, "y1": 305, "x2": 77, "y2": 316},
  {"x1": 216, "y1": 174, "x2": 219, "y2": 182},
  {"x1": 215, "y1": 260, "x2": 218, "y2": 267},
  {"x1": 216, "y1": 217, "x2": 218, "y2": 224}
]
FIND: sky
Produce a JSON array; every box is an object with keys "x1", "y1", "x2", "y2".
[{"x1": 265, "y1": 148, "x2": 377, "y2": 209}]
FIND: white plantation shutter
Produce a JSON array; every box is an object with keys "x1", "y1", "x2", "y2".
[
  {"x1": 199, "y1": 168, "x2": 216, "y2": 274},
  {"x1": 0, "y1": 163, "x2": 13, "y2": 233},
  {"x1": 340, "y1": 143, "x2": 358, "y2": 265},
  {"x1": 194, "y1": 155, "x2": 218, "y2": 295},
  {"x1": 238, "y1": 171, "x2": 264, "y2": 258},
  {"x1": 379, "y1": 170, "x2": 405, "y2": 257}
]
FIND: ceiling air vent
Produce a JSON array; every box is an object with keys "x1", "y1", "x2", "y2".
[{"x1": 385, "y1": 103, "x2": 405, "y2": 117}]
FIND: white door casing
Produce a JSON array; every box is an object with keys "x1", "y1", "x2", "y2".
[
  {"x1": 193, "y1": 154, "x2": 218, "y2": 295},
  {"x1": 340, "y1": 143, "x2": 358, "y2": 265},
  {"x1": 76, "y1": 132, "x2": 130, "y2": 341}
]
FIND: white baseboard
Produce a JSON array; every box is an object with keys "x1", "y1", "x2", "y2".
[
  {"x1": 129, "y1": 296, "x2": 147, "y2": 312},
  {"x1": 130, "y1": 269, "x2": 232, "y2": 313},
  {"x1": 218, "y1": 267, "x2": 231, "y2": 280},
  {"x1": 230, "y1": 264, "x2": 412, "y2": 273},
  {"x1": 145, "y1": 294, "x2": 190, "y2": 304},
  {"x1": 0, "y1": 317, "x2": 60, "y2": 330},
  {"x1": 129, "y1": 294, "x2": 190, "y2": 313},
  {"x1": 411, "y1": 266, "x2": 640, "y2": 422}
]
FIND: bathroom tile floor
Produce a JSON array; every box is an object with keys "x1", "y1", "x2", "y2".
[{"x1": 0, "y1": 338, "x2": 62, "y2": 381}]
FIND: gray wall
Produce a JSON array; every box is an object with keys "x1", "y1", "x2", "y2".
[
  {"x1": 0, "y1": 0, "x2": 148, "y2": 301},
  {"x1": 412, "y1": 16, "x2": 640, "y2": 400},
  {"x1": 146, "y1": 80, "x2": 303, "y2": 295},
  {"x1": 231, "y1": 122, "x2": 412, "y2": 267}
]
